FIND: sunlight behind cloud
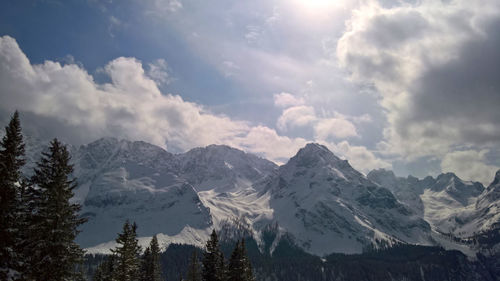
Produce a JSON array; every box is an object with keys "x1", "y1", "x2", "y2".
[{"x1": 291, "y1": 0, "x2": 345, "y2": 20}]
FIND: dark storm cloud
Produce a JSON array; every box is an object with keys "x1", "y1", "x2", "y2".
[
  {"x1": 337, "y1": 0, "x2": 500, "y2": 182},
  {"x1": 364, "y1": 10, "x2": 429, "y2": 49},
  {"x1": 338, "y1": 1, "x2": 500, "y2": 153},
  {"x1": 401, "y1": 18, "x2": 500, "y2": 145}
]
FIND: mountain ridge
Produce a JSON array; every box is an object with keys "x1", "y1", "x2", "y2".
[{"x1": 21, "y1": 136, "x2": 500, "y2": 257}]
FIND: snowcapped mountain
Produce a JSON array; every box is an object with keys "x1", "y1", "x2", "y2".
[
  {"x1": 368, "y1": 168, "x2": 500, "y2": 238},
  {"x1": 71, "y1": 138, "x2": 282, "y2": 252},
  {"x1": 460, "y1": 171, "x2": 500, "y2": 236},
  {"x1": 256, "y1": 143, "x2": 432, "y2": 255},
  {"x1": 178, "y1": 144, "x2": 277, "y2": 193},
  {"x1": 367, "y1": 169, "x2": 429, "y2": 216},
  {"x1": 21, "y1": 137, "x2": 500, "y2": 257},
  {"x1": 71, "y1": 138, "x2": 212, "y2": 248}
]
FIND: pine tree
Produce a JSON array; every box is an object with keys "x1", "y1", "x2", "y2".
[
  {"x1": 227, "y1": 241, "x2": 243, "y2": 281},
  {"x1": 93, "y1": 255, "x2": 116, "y2": 281},
  {"x1": 0, "y1": 111, "x2": 25, "y2": 280},
  {"x1": 18, "y1": 176, "x2": 43, "y2": 279},
  {"x1": 186, "y1": 250, "x2": 202, "y2": 281},
  {"x1": 227, "y1": 240, "x2": 254, "y2": 281},
  {"x1": 13, "y1": 177, "x2": 32, "y2": 279},
  {"x1": 218, "y1": 251, "x2": 227, "y2": 281},
  {"x1": 202, "y1": 230, "x2": 226, "y2": 281},
  {"x1": 112, "y1": 220, "x2": 142, "y2": 281},
  {"x1": 26, "y1": 139, "x2": 87, "y2": 280},
  {"x1": 239, "y1": 240, "x2": 254, "y2": 281},
  {"x1": 141, "y1": 247, "x2": 152, "y2": 280},
  {"x1": 141, "y1": 235, "x2": 162, "y2": 281}
]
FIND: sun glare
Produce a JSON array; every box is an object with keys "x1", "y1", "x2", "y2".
[
  {"x1": 292, "y1": 0, "x2": 342, "y2": 20},
  {"x1": 302, "y1": 0, "x2": 337, "y2": 9}
]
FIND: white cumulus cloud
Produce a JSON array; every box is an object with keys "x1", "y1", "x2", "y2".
[
  {"x1": 441, "y1": 150, "x2": 499, "y2": 186},
  {"x1": 0, "y1": 35, "x2": 306, "y2": 163},
  {"x1": 277, "y1": 105, "x2": 316, "y2": 131},
  {"x1": 314, "y1": 118, "x2": 358, "y2": 140},
  {"x1": 273, "y1": 92, "x2": 305, "y2": 108}
]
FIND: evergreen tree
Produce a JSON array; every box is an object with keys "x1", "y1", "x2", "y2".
[
  {"x1": 13, "y1": 177, "x2": 31, "y2": 279},
  {"x1": 112, "y1": 220, "x2": 142, "y2": 281},
  {"x1": 239, "y1": 240, "x2": 254, "y2": 281},
  {"x1": 227, "y1": 240, "x2": 254, "y2": 281},
  {"x1": 227, "y1": 241, "x2": 243, "y2": 281},
  {"x1": 26, "y1": 139, "x2": 87, "y2": 280},
  {"x1": 141, "y1": 247, "x2": 152, "y2": 280},
  {"x1": 141, "y1": 235, "x2": 162, "y2": 281},
  {"x1": 186, "y1": 250, "x2": 202, "y2": 281},
  {"x1": 202, "y1": 230, "x2": 226, "y2": 281},
  {"x1": 18, "y1": 176, "x2": 42, "y2": 279},
  {"x1": 218, "y1": 251, "x2": 227, "y2": 281},
  {"x1": 0, "y1": 111, "x2": 25, "y2": 280},
  {"x1": 93, "y1": 255, "x2": 116, "y2": 281}
]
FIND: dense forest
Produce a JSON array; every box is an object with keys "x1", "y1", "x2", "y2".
[{"x1": 84, "y1": 235, "x2": 500, "y2": 281}]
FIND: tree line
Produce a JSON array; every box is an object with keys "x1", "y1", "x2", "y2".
[
  {"x1": 93, "y1": 223, "x2": 255, "y2": 281},
  {"x1": 0, "y1": 111, "x2": 255, "y2": 281}
]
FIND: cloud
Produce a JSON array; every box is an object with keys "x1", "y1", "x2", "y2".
[
  {"x1": 266, "y1": 6, "x2": 281, "y2": 26},
  {"x1": 221, "y1": 60, "x2": 240, "y2": 77},
  {"x1": 323, "y1": 140, "x2": 392, "y2": 174},
  {"x1": 273, "y1": 92, "x2": 305, "y2": 108},
  {"x1": 234, "y1": 126, "x2": 308, "y2": 163},
  {"x1": 314, "y1": 118, "x2": 358, "y2": 140},
  {"x1": 275, "y1": 102, "x2": 360, "y2": 140},
  {"x1": 276, "y1": 105, "x2": 316, "y2": 131},
  {"x1": 147, "y1": 59, "x2": 173, "y2": 86},
  {"x1": 441, "y1": 150, "x2": 499, "y2": 186},
  {"x1": 149, "y1": 0, "x2": 182, "y2": 13},
  {"x1": 337, "y1": 0, "x2": 500, "y2": 163},
  {"x1": 0, "y1": 35, "x2": 307, "y2": 163},
  {"x1": 245, "y1": 25, "x2": 262, "y2": 43},
  {"x1": 108, "y1": 15, "x2": 122, "y2": 38}
]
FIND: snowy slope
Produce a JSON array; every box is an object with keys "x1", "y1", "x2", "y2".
[
  {"x1": 420, "y1": 173, "x2": 484, "y2": 235},
  {"x1": 71, "y1": 139, "x2": 278, "y2": 250},
  {"x1": 367, "y1": 169, "x2": 429, "y2": 216},
  {"x1": 21, "y1": 136, "x2": 500, "y2": 256},
  {"x1": 71, "y1": 138, "x2": 212, "y2": 248},
  {"x1": 457, "y1": 170, "x2": 500, "y2": 236},
  {"x1": 178, "y1": 144, "x2": 277, "y2": 192},
  {"x1": 256, "y1": 144, "x2": 432, "y2": 255},
  {"x1": 368, "y1": 168, "x2": 500, "y2": 242}
]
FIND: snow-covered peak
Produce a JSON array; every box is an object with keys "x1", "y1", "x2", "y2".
[
  {"x1": 477, "y1": 169, "x2": 500, "y2": 207},
  {"x1": 278, "y1": 143, "x2": 365, "y2": 189},
  {"x1": 429, "y1": 173, "x2": 484, "y2": 206},
  {"x1": 488, "y1": 169, "x2": 500, "y2": 189},
  {"x1": 87, "y1": 136, "x2": 120, "y2": 147},
  {"x1": 288, "y1": 143, "x2": 344, "y2": 168},
  {"x1": 77, "y1": 137, "x2": 177, "y2": 172},
  {"x1": 178, "y1": 144, "x2": 277, "y2": 192},
  {"x1": 258, "y1": 144, "x2": 432, "y2": 255},
  {"x1": 367, "y1": 169, "x2": 398, "y2": 191},
  {"x1": 367, "y1": 168, "x2": 396, "y2": 179},
  {"x1": 433, "y1": 173, "x2": 460, "y2": 189}
]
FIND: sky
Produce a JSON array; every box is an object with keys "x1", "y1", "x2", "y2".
[{"x1": 0, "y1": 0, "x2": 499, "y2": 185}]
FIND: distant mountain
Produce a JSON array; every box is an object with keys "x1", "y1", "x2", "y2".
[
  {"x1": 258, "y1": 143, "x2": 432, "y2": 255},
  {"x1": 71, "y1": 138, "x2": 212, "y2": 248},
  {"x1": 368, "y1": 168, "x2": 499, "y2": 239},
  {"x1": 178, "y1": 144, "x2": 277, "y2": 193},
  {"x1": 22, "y1": 137, "x2": 500, "y2": 258}
]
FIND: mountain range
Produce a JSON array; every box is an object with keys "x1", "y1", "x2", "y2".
[{"x1": 23, "y1": 137, "x2": 500, "y2": 257}]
